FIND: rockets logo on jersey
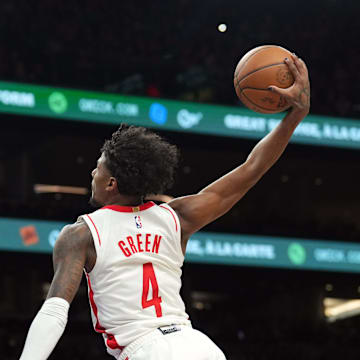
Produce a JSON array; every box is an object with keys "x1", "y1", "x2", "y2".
[{"x1": 134, "y1": 215, "x2": 142, "y2": 229}]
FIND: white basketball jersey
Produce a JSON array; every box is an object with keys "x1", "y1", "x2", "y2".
[{"x1": 81, "y1": 201, "x2": 191, "y2": 357}]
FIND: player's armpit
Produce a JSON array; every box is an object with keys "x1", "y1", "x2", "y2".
[
  {"x1": 169, "y1": 163, "x2": 256, "y2": 243},
  {"x1": 46, "y1": 221, "x2": 92, "y2": 304}
]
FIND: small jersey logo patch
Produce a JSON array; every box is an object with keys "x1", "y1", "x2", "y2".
[
  {"x1": 134, "y1": 215, "x2": 142, "y2": 229},
  {"x1": 158, "y1": 325, "x2": 181, "y2": 335}
]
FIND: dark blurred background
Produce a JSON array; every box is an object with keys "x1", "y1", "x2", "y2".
[
  {"x1": 1, "y1": 0, "x2": 360, "y2": 118},
  {"x1": 1, "y1": 0, "x2": 360, "y2": 359}
]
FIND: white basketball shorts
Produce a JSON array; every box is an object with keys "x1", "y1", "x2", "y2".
[{"x1": 117, "y1": 325, "x2": 226, "y2": 360}]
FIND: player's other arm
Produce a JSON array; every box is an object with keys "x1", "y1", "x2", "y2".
[
  {"x1": 169, "y1": 55, "x2": 310, "y2": 248},
  {"x1": 20, "y1": 221, "x2": 92, "y2": 360}
]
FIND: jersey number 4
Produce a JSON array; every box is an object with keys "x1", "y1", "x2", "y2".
[{"x1": 142, "y1": 262, "x2": 162, "y2": 317}]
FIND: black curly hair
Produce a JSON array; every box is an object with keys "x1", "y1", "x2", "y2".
[{"x1": 101, "y1": 124, "x2": 179, "y2": 198}]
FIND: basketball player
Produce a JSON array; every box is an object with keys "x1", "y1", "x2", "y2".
[{"x1": 20, "y1": 54, "x2": 310, "y2": 360}]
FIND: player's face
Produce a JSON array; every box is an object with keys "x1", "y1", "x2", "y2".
[{"x1": 90, "y1": 153, "x2": 112, "y2": 207}]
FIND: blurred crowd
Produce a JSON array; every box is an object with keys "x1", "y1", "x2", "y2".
[
  {"x1": 0, "y1": 0, "x2": 359, "y2": 118},
  {"x1": 1, "y1": 2, "x2": 360, "y2": 359}
]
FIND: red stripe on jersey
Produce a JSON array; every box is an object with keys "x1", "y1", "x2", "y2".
[
  {"x1": 106, "y1": 334, "x2": 124, "y2": 351},
  {"x1": 85, "y1": 273, "x2": 125, "y2": 351},
  {"x1": 102, "y1": 201, "x2": 155, "y2": 213},
  {"x1": 86, "y1": 273, "x2": 106, "y2": 333},
  {"x1": 159, "y1": 205, "x2": 178, "y2": 232},
  {"x1": 86, "y1": 214, "x2": 101, "y2": 246}
]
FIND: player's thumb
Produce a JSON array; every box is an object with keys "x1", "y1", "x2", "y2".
[{"x1": 268, "y1": 85, "x2": 287, "y2": 97}]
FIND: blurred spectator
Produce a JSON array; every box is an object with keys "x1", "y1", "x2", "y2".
[{"x1": 0, "y1": 0, "x2": 359, "y2": 118}]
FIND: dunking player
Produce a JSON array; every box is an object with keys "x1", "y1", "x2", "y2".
[{"x1": 20, "y1": 55, "x2": 310, "y2": 360}]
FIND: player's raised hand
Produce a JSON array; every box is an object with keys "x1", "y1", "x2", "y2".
[{"x1": 269, "y1": 54, "x2": 310, "y2": 114}]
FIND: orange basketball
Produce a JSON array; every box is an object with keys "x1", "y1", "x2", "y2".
[{"x1": 234, "y1": 45, "x2": 294, "y2": 114}]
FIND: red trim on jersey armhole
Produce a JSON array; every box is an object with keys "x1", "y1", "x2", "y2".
[
  {"x1": 102, "y1": 201, "x2": 155, "y2": 213},
  {"x1": 86, "y1": 214, "x2": 101, "y2": 246},
  {"x1": 86, "y1": 273, "x2": 106, "y2": 333},
  {"x1": 85, "y1": 274, "x2": 125, "y2": 351},
  {"x1": 159, "y1": 205, "x2": 178, "y2": 232}
]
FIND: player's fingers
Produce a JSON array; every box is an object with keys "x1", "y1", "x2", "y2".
[
  {"x1": 285, "y1": 57, "x2": 300, "y2": 79},
  {"x1": 268, "y1": 85, "x2": 287, "y2": 97},
  {"x1": 291, "y1": 54, "x2": 309, "y2": 78},
  {"x1": 296, "y1": 57, "x2": 308, "y2": 75},
  {"x1": 290, "y1": 54, "x2": 301, "y2": 72}
]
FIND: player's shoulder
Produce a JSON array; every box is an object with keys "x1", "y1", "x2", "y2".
[
  {"x1": 64, "y1": 216, "x2": 90, "y2": 233},
  {"x1": 166, "y1": 196, "x2": 189, "y2": 217},
  {"x1": 55, "y1": 218, "x2": 92, "y2": 252},
  {"x1": 156, "y1": 201, "x2": 179, "y2": 218}
]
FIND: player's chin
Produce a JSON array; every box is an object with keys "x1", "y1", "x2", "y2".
[{"x1": 89, "y1": 195, "x2": 101, "y2": 208}]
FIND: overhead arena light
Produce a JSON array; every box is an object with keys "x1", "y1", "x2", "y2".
[
  {"x1": 34, "y1": 184, "x2": 88, "y2": 195},
  {"x1": 324, "y1": 297, "x2": 360, "y2": 322}
]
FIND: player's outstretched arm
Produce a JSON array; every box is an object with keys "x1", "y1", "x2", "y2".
[
  {"x1": 169, "y1": 55, "x2": 310, "y2": 251},
  {"x1": 19, "y1": 221, "x2": 92, "y2": 360}
]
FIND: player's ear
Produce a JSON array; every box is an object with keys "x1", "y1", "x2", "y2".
[{"x1": 107, "y1": 177, "x2": 118, "y2": 191}]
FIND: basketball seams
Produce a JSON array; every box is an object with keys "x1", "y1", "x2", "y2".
[
  {"x1": 235, "y1": 45, "x2": 274, "y2": 75},
  {"x1": 240, "y1": 89, "x2": 289, "y2": 112},
  {"x1": 241, "y1": 92, "x2": 277, "y2": 112},
  {"x1": 234, "y1": 62, "x2": 286, "y2": 89},
  {"x1": 241, "y1": 86, "x2": 275, "y2": 91},
  {"x1": 233, "y1": 45, "x2": 293, "y2": 114},
  {"x1": 234, "y1": 45, "x2": 278, "y2": 87}
]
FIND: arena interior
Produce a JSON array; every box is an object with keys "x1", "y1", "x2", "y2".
[{"x1": 1, "y1": 0, "x2": 360, "y2": 359}]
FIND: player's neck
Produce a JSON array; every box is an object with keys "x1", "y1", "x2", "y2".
[{"x1": 105, "y1": 194, "x2": 144, "y2": 207}]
